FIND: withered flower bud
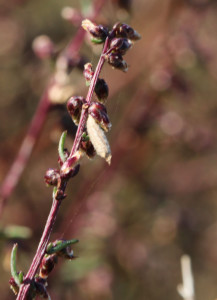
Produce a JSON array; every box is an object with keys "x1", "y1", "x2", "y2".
[
  {"x1": 60, "y1": 151, "x2": 81, "y2": 179},
  {"x1": 82, "y1": 19, "x2": 108, "y2": 43},
  {"x1": 80, "y1": 132, "x2": 96, "y2": 159},
  {"x1": 44, "y1": 169, "x2": 60, "y2": 186},
  {"x1": 67, "y1": 96, "x2": 85, "y2": 125},
  {"x1": 95, "y1": 78, "x2": 109, "y2": 102},
  {"x1": 88, "y1": 102, "x2": 111, "y2": 132},
  {"x1": 110, "y1": 38, "x2": 132, "y2": 55},
  {"x1": 61, "y1": 164, "x2": 80, "y2": 180},
  {"x1": 106, "y1": 52, "x2": 128, "y2": 72},
  {"x1": 39, "y1": 254, "x2": 58, "y2": 279},
  {"x1": 83, "y1": 63, "x2": 94, "y2": 85},
  {"x1": 113, "y1": 22, "x2": 141, "y2": 40}
]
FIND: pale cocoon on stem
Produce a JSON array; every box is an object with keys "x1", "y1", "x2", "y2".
[{"x1": 86, "y1": 115, "x2": 112, "y2": 164}]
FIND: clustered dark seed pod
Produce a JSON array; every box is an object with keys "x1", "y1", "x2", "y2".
[
  {"x1": 80, "y1": 132, "x2": 96, "y2": 159},
  {"x1": 110, "y1": 37, "x2": 132, "y2": 55},
  {"x1": 112, "y1": 22, "x2": 141, "y2": 40},
  {"x1": 83, "y1": 62, "x2": 94, "y2": 85},
  {"x1": 95, "y1": 78, "x2": 109, "y2": 102},
  {"x1": 82, "y1": 19, "x2": 109, "y2": 43},
  {"x1": 44, "y1": 168, "x2": 60, "y2": 186},
  {"x1": 106, "y1": 52, "x2": 128, "y2": 72},
  {"x1": 88, "y1": 102, "x2": 111, "y2": 132},
  {"x1": 39, "y1": 254, "x2": 58, "y2": 279},
  {"x1": 34, "y1": 277, "x2": 50, "y2": 299},
  {"x1": 67, "y1": 96, "x2": 86, "y2": 125}
]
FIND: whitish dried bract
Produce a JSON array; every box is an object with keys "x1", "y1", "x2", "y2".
[{"x1": 86, "y1": 115, "x2": 111, "y2": 164}]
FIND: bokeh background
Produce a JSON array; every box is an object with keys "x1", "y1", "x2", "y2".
[{"x1": 1, "y1": 0, "x2": 217, "y2": 299}]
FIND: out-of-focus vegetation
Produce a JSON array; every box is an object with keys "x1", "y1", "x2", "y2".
[{"x1": 1, "y1": 0, "x2": 217, "y2": 299}]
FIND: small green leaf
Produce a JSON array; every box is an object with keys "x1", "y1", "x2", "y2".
[
  {"x1": 91, "y1": 38, "x2": 104, "y2": 44},
  {"x1": 58, "y1": 131, "x2": 67, "y2": 163},
  {"x1": 18, "y1": 271, "x2": 24, "y2": 284},
  {"x1": 82, "y1": 132, "x2": 89, "y2": 141},
  {"x1": 11, "y1": 244, "x2": 21, "y2": 287},
  {"x1": 47, "y1": 239, "x2": 79, "y2": 254}
]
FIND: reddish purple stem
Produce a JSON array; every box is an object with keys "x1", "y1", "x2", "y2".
[{"x1": 16, "y1": 29, "x2": 110, "y2": 300}]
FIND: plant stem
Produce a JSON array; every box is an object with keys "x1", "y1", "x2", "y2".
[
  {"x1": 70, "y1": 36, "x2": 110, "y2": 155},
  {"x1": 16, "y1": 36, "x2": 110, "y2": 300}
]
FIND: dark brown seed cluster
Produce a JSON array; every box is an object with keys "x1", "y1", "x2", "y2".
[
  {"x1": 105, "y1": 22, "x2": 141, "y2": 72},
  {"x1": 112, "y1": 22, "x2": 141, "y2": 40},
  {"x1": 39, "y1": 254, "x2": 58, "y2": 279}
]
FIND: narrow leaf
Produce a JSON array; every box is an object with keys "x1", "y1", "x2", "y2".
[
  {"x1": 47, "y1": 239, "x2": 79, "y2": 254},
  {"x1": 91, "y1": 38, "x2": 104, "y2": 44},
  {"x1": 10, "y1": 244, "x2": 21, "y2": 287},
  {"x1": 58, "y1": 131, "x2": 67, "y2": 163}
]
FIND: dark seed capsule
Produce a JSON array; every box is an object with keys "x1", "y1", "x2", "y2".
[
  {"x1": 95, "y1": 78, "x2": 109, "y2": 102},
  {"x1": 67, "y1": 96, "x2": 85, "y2": 125},
  {"x1": 44, "y1": 169, "x2": 60, "y2": 186},
  {"x1": 39, "y1": 254, "x2": 58, "y2": 279},
  {"x1": 110, "y1": 38, "x2": 132, "y2": 55},
  {"x1": 88, "y1": 102, "x2": 111, "y2": 132},
  {"x1": 34, "y1": 277, "x2": 49, "y2": 299},
  {"x1": 80, "y1": 132, "x2": 96, "y2": 159},
  {"x1": 113, "y1": 22, "x2": 141, "y2": 40},
  {"x1": 106, "y1": 52, "x2": 128, "y2": 72}
]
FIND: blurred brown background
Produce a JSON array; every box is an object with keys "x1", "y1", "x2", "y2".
[{"x1": 1, "y1": 0, "x2": 217, "y2": 299}]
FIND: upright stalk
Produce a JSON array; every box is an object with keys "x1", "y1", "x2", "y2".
[{"x1": 16, "y1": 38, "x2": 110, "y2": 300}]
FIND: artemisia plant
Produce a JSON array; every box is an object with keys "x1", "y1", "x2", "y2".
[{"x1": 10, "y1": 20, "x2": 140, "y2": 300}]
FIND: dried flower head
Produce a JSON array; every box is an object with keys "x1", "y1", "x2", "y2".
[
  {"x1": 44, "y1": 169, "x2": 60, "y2": 186},
  {"x1": 82, "y1": 19, "x2": 108, "y2": 43}
]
